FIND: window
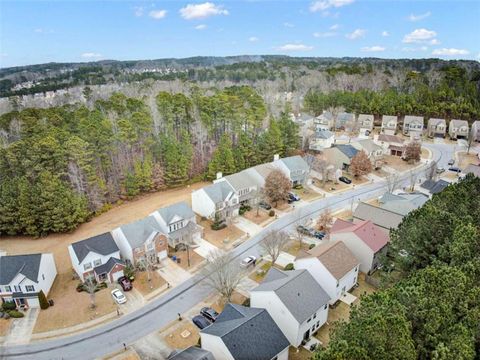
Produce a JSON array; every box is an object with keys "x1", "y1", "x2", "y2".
[
  {"x1": 307, "y1": 317, "x2": 311, "y2": 323},
  {"x1": 313, "y1": 313, "x2": 316, "y2": 319},
  {"x1": 84, "y1": 262, "x2": 92, "y2": 271},
  {"x1": 5, "y1": 286, "x2": 11, "y2": 292},
  {"x1": 316, "y1": 321, "x2": 320, "y2": 328},
  {"x1": 25, "y1": 285, "x2": 35, "y2": 292},
  {"x1": 324, "y1": 304, "x2": 328, "y2": 310},
  {"x1": 14, "y1": 285, "x2": 21, "y2": 292},
  {"x1": 93, "y1": 259, "x2": 102, "y2": 267},
  {"x1": 42, "y1": 274, "x2": 45, "y2": 280},
  {"x1": 146, "y1": 243, "x2": 154, "y2": 251}
]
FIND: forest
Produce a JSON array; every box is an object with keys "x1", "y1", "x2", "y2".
[{"x1": 315, "y1": 175, "x2": 480, "y2": 360}]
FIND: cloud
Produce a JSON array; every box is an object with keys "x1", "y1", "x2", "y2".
[
  {"x1": 313, "y1": 31, "x2": 336, "y2": 38},
  {"x1": 361, "y1": 45, "x2": 386, "y2": 52},
  {"x1": 329, "y1": 24, "x2": 340, "y2": 30},
  {"x1": 283, "y1": 22, "x2": 294, "y2": 28},
  {"x1": 149, "y1": 9, "x2": 167, "y2": 19},
  {"x1": 134, "y1": 6, "x2": 144, "y2": 17},
  {"x1": 81, "y1": 53, "x2": 102, "y2": 59},
  {"x1": 408, "y1": 11, "x2": 431, "y2": 22},
  {"x1": 402, "y1": 46, "x2": 428, "y2": 52},
  {"x1": 195, "y1": 24, "x2": 207, "y2": 30},
  {"x1": 34, "y1": 28, "x2": 54, "y2": 34},
  {"x1": 381, "y1": 31, "x2": 389, "y2": 37},
  {"x1": 432, "y1": 48, "x2": 470, "y2": 56},
  {"x1": 310, "y1": 0, "x2": 354, "y2": 12},
  {"x1": 249, "y1": 36, "x2": 259, "y2": 42},
  {"x1": 277, "y1": 43, "x2": 314, "y2": 52},
  {"x1": 180, "y1": 2, "x2": 228, "y2": 20},
  {"x1": 403, "y1": 28, "x2": 437, "y2": 44},
  {"x1": 345, "y1": 28, "x2": 366, "y2": 40}
]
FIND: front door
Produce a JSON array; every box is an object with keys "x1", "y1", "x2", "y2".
[{"x1": 303, "y1": 329, "x2": 310, "y2": 342}]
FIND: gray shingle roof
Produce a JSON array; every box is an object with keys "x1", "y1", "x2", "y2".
[
  {"x1": 93, "y1": 257, "x2": 125, "y2": 276},
  {"x1": 252, "y1": 268, "x2": 330, "y2": 323},
  {"x1": 119, "y1": 216, "x2": 163, "y2": 249},
  {"x1": 167, "y1": 347, "x2": 214, "y2": 360},
  {"x1": 202, "y1": 181, "x2": 234, "y2": 203},
  {"x1": 355, "y1": 139, "x2": 382, "y2": 153},
  {"x1": 223, "y1": 170, "x2": 257, "y2": 191},
  {"x1": 382, "y1": 115, "x2": 398, "y2": 125},
  {"x1": 156, "y1": 201, "x2": 195, "y2": 224},
  {"x1": 428, "y1": 118, "x2": 446, "y2": 127},
  {"x1": 201, "y1": 304, "x2": 289, "y2": 360},
  {"x1": 421, "y1": 179, "x2": 450, "y2": 194},
  {"x1": 353, "y1": 202, "x2": 404, "y2": 230},
  {"x1": 358, "y1": 114, "x2": 374, "y2": 123},
  {"x1": 404, "y1": 115, "x2": 424, "y2": 125},
  {"x1": 336, "y1": 144, "x2": 359, "y2": 159},
  {"x1": 0, "y1": 254, "x2": 42, "y2": 284},
  {"x1": 315, "y1": 130, "x2": 334, "y2": 139},
  {"x1": 378, "y1": 192, "x2": 429, "y2": 215},
  {"x1": 450, "y1": 119, "x2": 468, "y2": 127},
  {"x1": 280, "y1": 155, "x2": 310, "y2": 173},
  {"x1": 71, "y1": 232, "x2": 119, "y2": 263}
]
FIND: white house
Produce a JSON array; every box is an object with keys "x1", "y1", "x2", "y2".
[
  {"x1": 381, "y1": 115, "x2": 398, "y2": 135},
  {"x1": 309, "y1": 130, "x2": 335, "y2": 151},
  {"x1": 68, "y1": 232, "x2": 125, "y2": 283},
  {"x1": 403, "y1": 115, "x2": 424, "y2": 139},
  {"x1": 273, "y1": 155, "x2": 310, "y2": 186},
  {"x1": 245, "y1": 163, "x2": 277, "y2": 188},
  {"x1": 470, "y1": 120, "x2": 480, "y2": 142},
  {"x1": 330, "y1": 219, "x2": 389, "y2": 274},
  {"x1": 315, "y1": 111, "x2": 334, "y2": 131},
  {"x1": 0, "y1": 253, "x2": 57, "y2": 308},
  {"x1": 250, "y1": 268, "x2": 330, "y2": 347},
  {"x1": 295, "y1": 241, "x2": 359, "y2": 305},
  {"x1": 214, "y1": 170, "x2": 258, "y2": 206},
  {"x1": 200, "y1": 303, "x2": 290, "y2": 360},
  {"x1": 150, "y1": 201, "x2": 202, "y2": 249},
  {"x1": 191, "y1": 181, "x2": 239, "y2": 222},
  {"x1": 449, "y1": 119, "x2": 469, "y2": 139},
  {"x1": 358, "y1": 114, "x2": 374, "y2": 138}
]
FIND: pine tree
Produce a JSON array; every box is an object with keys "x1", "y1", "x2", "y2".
[
  {"x1": 38, "y1": 290, "x2": 49, "y2": 310},
  {"x1": 278, "y1": 110, "x2": 299, "y2": 156},
  {"x1": 234, "y1": 132, "x2": 257, "y2": 170},
  {"x1": 207, "y1": 134, "x2": 236, "y2": 180},
  {"x1": 258, "y1": 118, "x2": 284, "y2": 163}
]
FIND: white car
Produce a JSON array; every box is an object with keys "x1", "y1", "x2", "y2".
[
  {"x1": 111, "y1": 289, "x2": 127, "y2": 304},
  {"x1": 240, "y1": 256, "x2": 257, "y2": 268}
]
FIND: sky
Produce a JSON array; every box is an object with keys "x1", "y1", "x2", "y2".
[{"x1": 0, "y1": 0, "x2": 479, "y2": 68}]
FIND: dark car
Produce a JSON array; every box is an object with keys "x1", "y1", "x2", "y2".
[
  {"x1": 192, "y1": 315, "x2": 212, "y2": 329},
  {"x1": 339, "y1": 176, "x2": 352, "y2": 184},
  {"x1": 448, "y1": 167, "x2": 461, "y2": 173},
  {"x1": 297, "y1": 225, "x2": 316, "y2": 237},
  {"x1": 200, "y1": 307, "x2": 219, "y2": 322},
  {"x1": 259, "y1": 201, "x2": 272, "y2": 210},
  {"x1": 288, "y1": 192, "x2": 300, "y2": 201},
  {"x1": 448, "y1": 159, "x2": 455, "y2": 166},
  {"x1": 117, "y1": 276, "x2": 132, "y2": 291},
  {"x1": 314, "y1": 231, "x2": 326, "y2": 239}
]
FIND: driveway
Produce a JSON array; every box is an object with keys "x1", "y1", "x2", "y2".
[
  {"x1": 121, "y1": 289, "x2": 145, "y2": 315},
  {"x1": 3, "y1": 308, "x2": 39, "y2": 346},
  {"x1": 193, "y1": 238, "x2": 218, "y2": 259},
  {"x1": 233, "y1": 216, "x2": 262, "y2": 236},
  {"x1": 157, "y1": 260, "x2": 193, "y2": 287}
]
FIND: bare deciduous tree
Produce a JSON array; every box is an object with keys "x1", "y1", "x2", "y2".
[
  {"x1": 260, "y1": 230, "x2": 290, "y2": 267},
  {"x1": 425, "y1": 160, "x2": 438, "y2": 181},
  {"x1": 350, "y1": 150, "x2": 373, "y2": 177},
  {"x1": 202, "y1": 250, "x2": 244, "y2": 302},
  {"x1": 409, "y1": 170, "x2": 419, "y2": 191},
  {"x1": 253, "y1": 188, "x2": 266, "y2": 217},
  {"x1": 317, "y1": 208, "x2": 334, "y2": 231},
  {"x1": 84, "y1": 278, "x2": 97, "y2": 309},
  {"x1": 404, "y1": 142, "x2": 421, "y2": 164},
  {"x1": 264, "y1": 169, "x2": 292, "y2": 207},
  {"x1": 385, "y1": 173, "x2": 400, "y2": 193}
]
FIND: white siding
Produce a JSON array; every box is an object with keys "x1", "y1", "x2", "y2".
[
  {"x1": 111, "y1": 228, "x2": 134, "y2": 264},
  {"x1": 68, "y1": 245, "x2": 120, "y2": 282},
  {"x1": 200, "y1": 333, "x2": 235, "y2": 360},
  {"x1": 191, "y1": 188, "x2": 216, "y2": 219},
  {"x1": 38, "y1": 253, "x2": 57, "y2": 295},
  {"x1": 296, "y1": 305, "x2": 328, "y2": 346}
]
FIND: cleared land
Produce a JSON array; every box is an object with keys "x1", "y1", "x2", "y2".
[
  {"x1": 243, "y1": 209, "x2": 272, "y2": 225},
  {"x1": 383, "y1": 155, "x2": 419, "y2": 172},
  {"x1": 458, "y1": 152, "x2": 479, "y2": 168},
  {"x1": 292, "y1": 187, "x2": 324, "y2": 202},
  {"x1": 164, "y1": 322, "x2": 200, "y2": 350}
]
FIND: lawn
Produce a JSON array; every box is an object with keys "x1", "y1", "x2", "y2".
[
  {"x1": 0, "y1": 318, "x2": 11, "y2": 337},
  {"x1": 289, "y1": 346, "x2": 314, "y2": 360},
  {"x1": 197, "y1": 218, "x2": 245, "y2": 249},
  {"x1": 372, "y1": 168, "x2": 390, "y2": 178},
  {"x1": 169, "y1": 247, "x2": 204, "y2": 270},
  {"x1": 285, "y1": 241, "x2": 312, "y2": 257},
  {"x1": 163, "y1": 322, "x2": 200, "y2": 350},
  {"x1": 33, "y1": 273, "x2": 116, "y2": 334},
  {"x1": 292, "y1": 187, "x2": 324, "y2": 202},
  {"x1": 134, "y1": 270, "x2": 166, "y2": 296},
  {"x1": 383, "y1": 155, "x2": 418, "y2": 172},
  {"x1": 333, "y1": 209, "x2": 353, "y2": 221},
  {"x1": 210, "y1": 291, "x2": 248, "y2": 313},
  {"x1": 243, "y1": 208, "x2": 272, "y2": 225},
  {"x1": 249, "y1": 262, "x2": 273, "y2": 283}
]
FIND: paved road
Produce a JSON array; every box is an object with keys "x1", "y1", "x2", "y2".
[{"x1": 0, "y1": 144, "x2": 452, "y2": 360}]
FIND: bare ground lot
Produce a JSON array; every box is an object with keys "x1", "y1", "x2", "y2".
[
  {"x1": 383, "y1": 155, "x2": 419, "y2": 172},
  {"x1": 284, "y1": 241, "x2": 312, "y2": 257},
  {"x1": 292, "y1": 187, "x2": 324, "y2": 202},
  {"x1": 134, "y1": 270, "x2": 166, "y2": 297},
  {"x1": 0, "y1": 182, "x2": 209, "y2": 275},
  {"x1": 243, "y1": 209, "x2": 271, "y2": 225},
  {"x1": 0, "y1": 318, "x2": 11, "y2": 337},
  {"x1": 33, "y1": 273, "x2": 116, "y2": 333},
  {"x1": 164, "y1": 322, "x2": 200, "y2": 350},
  {"x1": 319, "y1": 176, "x2": 368, "y2": 193},
  {"x1": 458, "y1": 152, "x2": 480, "y2": 168},
  {"x1": 333, "y1": 209, "x2": 353, "y2": 221},
  {"x1": 169, "y1": 248, "x2": 204, "y2": 270},
  {"x1": 197, "y1": 218, "x2": 245, "y2": 249}
]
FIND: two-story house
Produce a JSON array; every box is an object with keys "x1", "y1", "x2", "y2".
[
  {"x1": 273, "y1": 155, "x2": 310, "y2": 186},
  {"x1": 375, "y1": 134, "x2": 405, "y2": 157},
  {"x1": 245, "y1": 163, "x2": 276, "y2": 188},
  {"x1": 322, "y1": 144, "x2": 359, "y2": 171},
  {"x1": 427, "y1": 118, "x2": 446, "y2": 138},
  {"x1": 250, "y1": 268, "x2": 330, "y2": 347},
  {"x1": 200, "y1": 304, "x2": 290, "y2": 360},
  {"x1": 0, "y1": 253, "x2": 57, "y2": 308},
  {"x1": 150, "y1": 201, "x2": 203, "y2": 249},
  {"x1": 335, "y1": 112, "x2": 355, "y2": 131},
  {"x1": 352, "y1": 139, "x2": 384, "y2": 169},
  {"x1": 330, "y1": 219, "x2": 389, "y2": 274},
  {"x1": 471, "y1": 120, "x2": 480, "y2": 142},
  {"x1": 358, "y1": 114, "x2": 374, "y2": 138},
  {"x1": 295, "y1": 241, "x2": 359, "y2": 305},
  {"x1": 191, "y1": 181, "x2": 239, "y2": 223},
  {"x1": 449, "y1": 119, "x2": 469, "y2": 139},
  {"x1": 309, "y1": 129, "x2": 335, "y2": 151},
  {"x1": 403, "y1": 115, "x2": 424, "y2": 139},
  {"x1": 214, "y1": 170, "x2": 258, "y2": 206},
  {"x1": 112, "y1": 216, "x2": 168, "y2": 267},
  {"x1": 315, "y1": 111, "x2": 334, "y2": 131},
  {"x1": 381, "y1": 115, "x2": 398, "y2": 136},
  {"x1": 68, "y1": 232, "x2": 125, "y2": 283}
]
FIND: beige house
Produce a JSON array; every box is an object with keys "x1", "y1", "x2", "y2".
[
  {"x1": 427, "y1": 118, "x2": 447, "y2": 138},
  {"x1": 381, "y1": 115, "x2": 398, "y2": 135},
  {"x1": 358, "y1": 114, "x2": 374, "y2": 138},
  {"x1": 471, "y1": 121, "x2": 480, "y2": 142},
  {"x1": 322, "y1": 145, "x2": 359, "y2": 171},
  {"x1": 375, "y1": 134, "x2": 405, "y2": 157},
  {"x1": 449, "y1": 119, "x2": 469, "y2": 139},
  {"x1": 315, "y1": 111, "x2": 335, "y2": 131},
  {"x1": 352, "y1": 139, "x2": 384, "y2": 169},
  {"x1": 403, "y1": 115, "x2": 424, "y2": 139}
]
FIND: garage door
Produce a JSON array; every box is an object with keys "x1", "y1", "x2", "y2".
[{"x1": 111, "y1": 270, "x2": 124, "y2": 282}]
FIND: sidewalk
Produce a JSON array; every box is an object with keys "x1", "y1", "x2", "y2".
[
  {"x1": 3, "y1": 308, "x2": 39, "y2": 345},
  {"x1": 193, "y1": 238, "x2": 218, "y2": 258},
  {"x1": 157, "y1": 259, "x2": 193, "y2": 287}
]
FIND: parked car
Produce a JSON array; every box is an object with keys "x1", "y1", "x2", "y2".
[
  {"x1": 259, "y1": 201, "x2": 272, "y2": 210},
  {"x1": 297, "y1": 225, "x2": 317, "y2": 237},
  {"x1": 448, "y1": 159, "x2": 455, "y2": 165},
  {"x1": 240, "y1": 255, "x2": 257, "y2": 268},
  {"x1": 118, "y1": 276, "x2": 132, "y2": 291},
  {"x1": 200, "y1": 307, "x2": 219, "y2": 322},
  {"x1": 288, "y1": 192, "x2": 300, "y2": 201},
  {"x1": 448, "y1": 167, "x2": 461, "y2": 173},
  {"x1": 339, "y1": 176, "x2": 352, "y2": 184},
  {"x1": 111, "y1": 289, "x2": 127, "y2": 304},
  {"x1": 192, "y1": 315, "x2": 212, "y2": 329},
  {"x1": 314, "y1": 231, "x2": 326, "y2": 239},
  {"x1": 436, "y1": 167, "x2": 445, "y2": 174}
]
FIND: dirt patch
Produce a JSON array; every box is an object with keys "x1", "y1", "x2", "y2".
[
  {"x1": 373, "y1": 168, "x2": 389, "y2": 178},
  {"x1": 383, "y1": 155, "x2": 418, "y2": 172},
  {"x1": 457, "y1": 152, "x2": 480, "y2": 168},
  {"x1": 352, "y1": 176, "x2": 369, "y2": 186},
  {"x1": 0, "y1": 182, "x2": 209, "y2": 275},
  {"x1": 33, "y1": 273, "x2": 116, "y2": 333},
  {"x1": 292, "y1": 187, "x2": 324, "y2": 202},
  {"x1": 442, "y1": 171, "x2": 460, "y2": 180},
  {"x1": 243, "y1": 209, "x2": 271, "y2": 225},
  {"x1": 0, "y1": 318, "x2": 11, "y2": 337},
  {"x1": 134, "y1": 270, "x2": 166, "y2": 296},
  {"x1": 104, "y1": 349, "x2": 141, "y2": 360},
  {"x1": 197, "y1": 218, "x2": 245, "y2": 249},
  {"x1": 164, "y1": 322, "x2": 200, "y2": 349},
  {"x1": 169, "y1": 249, "x2": 204, "y2": 270},
  {"x1": 421, "y1": 147, "x2": 431, "y2": 159},
  {"x1": 285, "y1": 241, "x2": 312, "y2": 257}
]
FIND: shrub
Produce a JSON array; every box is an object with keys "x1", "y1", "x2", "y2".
[
  {"x1": 38, "y1": 290, "x2": 49, "y2": 310},
  {"x1": 124, "y1": 264, "x2": 135, "y2": 280},
  {"x1": 2, "y1": 301, "x2": 16, "y2": 311},
  {"x1": 268, "y1": 210, "x2": 275, "y2": 217},
  {"x1": 242, "y1": 298, "x2": 251, "y2": 307},
  {"x1": 211, "y1": 221, "x2": 227, "y2": 230},
  {"x1": 76, "y1": 282, "x2": 85, "y2": 292},
  {"x1": 284, "y1": 263, "x2": 294, "y2": 271},
  {"x1": 309, "y1": 243, "x2": 316, "y2": 250},
  {"x1": 7, "y1": 310, "x2": 24, "y2": 318},
  {"x1": 293, "y1": 184, "x2": 303, "y2": 190}
]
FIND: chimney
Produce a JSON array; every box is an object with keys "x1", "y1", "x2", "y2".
[
  {"x1": 273, "y1": 154, "x2": 280, "y2": 161},
  {"x1": 216, "y1": 172, "x2": 223, "y2": 180}
]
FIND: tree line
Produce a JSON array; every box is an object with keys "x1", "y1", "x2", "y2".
[
  {"x1": 315, "y1": 175, "x2": 480, "y2": 360},
  {"x1": 0, "y1": 86, "x2": 298, "y2": 236}
]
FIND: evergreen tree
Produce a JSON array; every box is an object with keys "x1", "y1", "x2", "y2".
[
  {"x1": 38, "y1": 290, "x2": 49, "y2": 310},
  {"x1": 258, "y1": 118, "x2": 284, "y2": 163},
  {"x1": 277, "y1": 110, "x2": 299, "y2": 156},
  {"x1": 207, "y1": 134, "x2": 236, "y2": 180}
]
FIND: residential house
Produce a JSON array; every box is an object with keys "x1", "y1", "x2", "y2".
[
  {"x1": 150, "y1": 201, "x2": 203, "y2": 249},
  {"x1": 377, "y1": 192, "x2": 429, "y2": 215},
  {"x1": 420, "y1": 179, "x2": 450, "y2": 195},
  {"x1": 215, "y1": 170, "x2": 258, "y2": 206},
  {"x1": 352, "y1": 139, "x2": 384, "y2": 169},
  {"x1": 295, "y1": 241, "x2": 359, "y2": 305},
  {"x1": 353, "y1": 202, "x2": 405, "y2": 232},
  {"x1": 381, "y1": 115, "x2": 398, "y2": 135},
  {"x1": 358, "y1": 114, "x2": 374, "y2": 138},
  {"x1": 200, "y1": 303, "x2": 290, "y2": 360},
  {"x1": 376, "y1": 134, "x2": 405, "y2": 157},
  {"x1": 304, "y1": 154, "x2": 337, "y2": 182},
  {"x1": 462, "y1": 164, "x2": 480, "y2": 178},
  {"x1": 292, "y1": 113, "x2": 314, "y2": 124},
  {"x1": 68, "y1": 232, "x2": 125, "y2": 283},
  {"x1": 449, "y1": 119, "x2": 469, "y2": 139},
  {"x1": 330, "y1": 219, "x2": 389, "y2": 274},
  {"x1": 245, "y1": 163, "x2": 277, "y2": 188},
  {"x1": 471, "y1": 121, "x2": 480, "y2": 142},
  {"x1": 335, "y1": 112, "x2": 355, "y2": 131},
  {"x1": 309, "y1": 129, "x2": 335, "y2": 151},
  {"x1": 112, "y1": 216, "x2": 168, "y2": 266},
  {"x1": 273, "y1": 155, "x2": 310, "y2": 186},
  {"x1": 191, "y1": 181, "x2": 239, "y2": 223},
  {"x1": 167, "y1": 347, "x2": 214, "y2": 360},
  {"x1": 403, "y1": 115, "x2": 424, "y2": 139},
  {"x1": 427, "y1": 118, "x2": 447, "y2": 138},
  {"x1": 250, "y1": 268, "x2": 330, "y2": 347},
  {"x1": 322, "y1": 145, "x2": 359, "y2": 171},
  {"x1": 0, "y1": 253, "x2": 57, "y2": 308},
  {"x1": 315, "y1": 111, "x2": 334, "y2": 131}
]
